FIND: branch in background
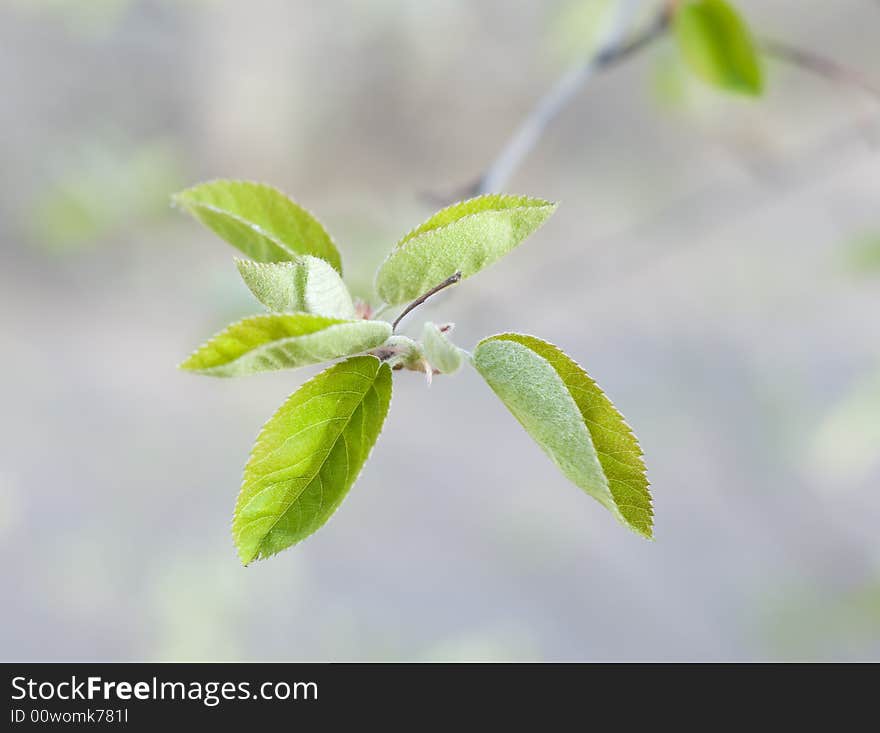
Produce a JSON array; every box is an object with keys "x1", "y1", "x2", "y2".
[
  {"x1": 428, "y1": 0, "x2": 673, "y2": 205},
  {"x1": 759, "y1": 36, "x2": 880, "y2": 102},
  {"x1": 432, "y1": 3, "x2": 880, "y2": 206}
]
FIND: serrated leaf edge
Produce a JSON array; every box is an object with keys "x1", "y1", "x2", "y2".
[
  {"x1": 233, "y1": 256, "x2": 299, "y2": 271},
  {"x1": 375, "y1": 196, "x2": 557, "y2": 303},
  {"x1": 178, "y1": 313, "x2": 390, "y2": 376},
  {"x1": 172, "y1": 178, "x2": 343, "y2": 273},
  {"x1": 476, "y1": 332, "x2": 653, "y2": 538},
  {"x1": 232, "y1": 355, "x2": 392, "y2": 565},
  {"x1": 394, "y1": 193, "x2": 557, "y2": 251}
]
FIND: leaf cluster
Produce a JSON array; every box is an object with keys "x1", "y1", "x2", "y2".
[{"x1": 177, "y1": 180, "x2": 652, "y2": 563}]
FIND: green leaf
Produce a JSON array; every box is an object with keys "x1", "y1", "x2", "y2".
[
  {"x1": 173, "y1": 180, "x2": 343, "y2": 272},
  {"x1": 673, "y1": 0, "x2": 763, "y2": 96},
  {"x1": 179, "y1": 314, "x2": 391, "y2": 377},
  {"x1": 233, "y1": 355, "x2": 392, "y2": 563},
  {"x1": 235, "y1": 257, "x2": 355, "y2": 318},
  {"x1": 422, "y1": 322, "x2": 463, "y2": 375},
  {"x1": 375, "y1": 194, "x2": 556, "y2": 305},
  {"x1": 473, "y1": 333, "x2": 652, "y2": 538}
]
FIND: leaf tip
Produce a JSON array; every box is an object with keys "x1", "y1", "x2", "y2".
[
  {"x1": 238, "y1": 549, "x2": 258, "y2": 567},
  {"x1": 169, "y1": 187, "x2": 194, "y2": 211}
]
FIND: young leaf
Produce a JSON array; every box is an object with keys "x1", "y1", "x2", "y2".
[
  {"x1": 375, "y1": 194, "x2": 556, "y2": 305},
  {"x1": 473, "y1": 333, "x2": 652, "y2": 538},
  {"x1": 179, "y1": 314, "x2": 391, "y2": 377},
  {"x1": 422, "y1": 322, "x2": 463, "y2": 375},
  {"x1": 236, "y1": 257, "x2": 355, "y2": 318},
  {"x1": 372, "y1": 335, "x2": 423, "y2": 371},
  {"x1": 673, "y1": 0, "x2": 763, "y2": 96},
  {"x1": 173, "y1": 180, "x2": 343, "y2": 272},
  {"x1": 234, "y1": 355, "x2": 392, "y2": 564}
]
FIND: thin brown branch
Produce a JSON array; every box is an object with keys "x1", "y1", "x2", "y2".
[
  {"x1": 428, "y1": 3, "x2": 673, "y2": 205},
  {"x1": 391, "y1": 271, "x2": 462, "y2": 332},
  {"x1": 760, "y1": 36, "x2": 880, "y2": 102},
  {"x1": 427, "y1": 15, "x2": 880, "y2": 208}
]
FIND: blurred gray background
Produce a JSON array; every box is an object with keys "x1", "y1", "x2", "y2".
[{"x1": 1, "y1": 0, "x2": 878, "y2": 661}]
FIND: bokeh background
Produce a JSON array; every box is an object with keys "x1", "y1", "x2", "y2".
[{"x1": 2, "y1": 0, "x2": 879, "y2": 661}]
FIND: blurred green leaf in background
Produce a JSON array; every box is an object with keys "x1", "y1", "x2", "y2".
[
  {"x1": 6, "y1": 0, "x2": 214, "y2": 38},
  {"x1": 673, "y1": 0, "x2": 763, "y2": 96},
  {"x1": 6, "y1": 0, "x2": 131, "y2": 37},
  {"x1": 843, "y1": 232, "x2": 880, "y2": 276},
  {"x1": 762, "y1": 579, "x2": 880, "y2": 658},
  {"x1": 809, "y1": 369, "x2": 880, "y2": 486},
  {"x1": 30, "y1": 138, "x2": 184, "y2": 253}
]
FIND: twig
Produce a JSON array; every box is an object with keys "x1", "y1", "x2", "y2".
[
  {"x1": 431, "y1": 10, "x2": 880, "y2": 206},
  {"x1": 435, "y1": 1, "x2": 672, "y2": 203},
  {"x1": 391, "y1": 271, "x2": 462, "y2": 331},
  {"x1": 760, "y1": 36, "x2": 880, "y2": 102}
]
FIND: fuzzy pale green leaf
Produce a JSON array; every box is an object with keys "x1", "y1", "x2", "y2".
[
  {"x1": 422, "y1": 322, "x2": 463, "y2": 375},
  {"x1": 234, "y1": 355, "x2": 392, "y2": 564},
  {"x1": 173, "y1": 180, "x2": 343, "y2": 271},
  {"x1": 473, "y1": 333, "x2": 652, "y2": 538},
  {"x1": 674, "y1": 0, "x2": 763, "y2": 95},
  {"x1": 179, "y1": 313, "x2": 390, "y2": 377},
  {"x1": 375, "y1": 194, "x2": 556, "y2": 305},
  {"x1": 236, "y1": 257, "x2": 355, "y2": 318}
]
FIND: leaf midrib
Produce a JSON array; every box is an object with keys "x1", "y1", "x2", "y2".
[
  {"x1": 243, "y1": 371, "x2": 380, "y2": 558},
  {"x1": 183, "y1": 199, "x2": 297, "y2": 260},
  {"x1": 396, "y1": 200, "x2": 552, "y2": 250},
  {"x1": 199, "y1": 321, "x2": 374, "y2": 372}
]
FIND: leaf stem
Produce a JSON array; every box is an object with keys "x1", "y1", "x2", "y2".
[{"x1": 392, "y1": 271, "x2": 462, "y2": 332}]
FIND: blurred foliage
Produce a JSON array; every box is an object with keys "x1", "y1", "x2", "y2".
[
  {"x1": 809, "y1": 369, "x2": 880, "y2": 486},
  {"x1": 649, "y1": 43, "x2": 774, "y2": 148},
  {"x1": 843, "y1": 232, "x2": 880, "y2": 276},
  {"x1": 673, "y1": 0, "x2": 763, "y2": 96},
  {"x1": 762, "y1": 579, "x2": 880, "y2": 658},
  {"x1": 5, "y1": 0, "x2": 130, "y2": 37},
  {"x1": 545, "y1": 0, "x2": 658, "y2": 68},
  {"x1": 545, "y1": 0, "x2": 616, "y2": 67},
  {"x1": 650, "y1": 47, "x2": 718, "y2": 111},
  {"x1": 30, "y1": 137, "x2": 185, "y2": 253},
  {"x1": 5, "y1": 0, "x2": 213, "y2": 38},
  {"x1": 148, "y1": 555, "x2": 252, "y2": 660}
]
